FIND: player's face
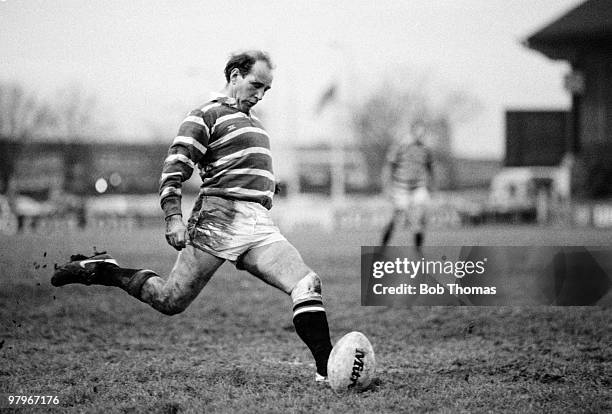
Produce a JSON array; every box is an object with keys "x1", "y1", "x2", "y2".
[
  {"x1": 412, "y1": 123, "x2": 426, "y2": 141},
  {"x1": 230, "y1": 60, "x2": 273, "y2": 113}
]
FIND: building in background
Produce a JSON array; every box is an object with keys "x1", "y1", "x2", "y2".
[
  {"x1": 524, "y1": 0, "x2": 612, "y2": 199},
  {"x1": 489, "y1": 110, "x2": 571, "y2": 222}
]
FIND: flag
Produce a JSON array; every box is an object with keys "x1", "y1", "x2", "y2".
[{"x1": 315, "y1": 83, "x2": 337, "y2": 114}]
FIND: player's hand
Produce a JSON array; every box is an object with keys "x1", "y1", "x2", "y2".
[{"x1": 165, "y1": 214, "x2": 188, "y2": 251}]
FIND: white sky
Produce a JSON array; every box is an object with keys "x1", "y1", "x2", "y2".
[{"x1": 0, "y1": 0, "x2": 583, "y2": 159}]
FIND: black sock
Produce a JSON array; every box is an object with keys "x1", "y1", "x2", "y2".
[
  {"x1": 381, "y1": 221, "x2": 395, "y2": 246},
  {"x1": 293, "y1": 306, "x2": 333, "y2": 376},
  {"x1": 415, "y1": 232, "x2": 424, "y2": 249},
  {"x1": 99, "y1": 266, "x2": 156, "y2": 298}
]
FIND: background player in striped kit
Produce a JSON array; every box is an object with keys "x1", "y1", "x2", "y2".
[
  {"x1": 379, "y1": 120, "x2": 434, "y2": 253},
  {"x1": 52, "y1": 50, "x2": 333, "y2": 382}
]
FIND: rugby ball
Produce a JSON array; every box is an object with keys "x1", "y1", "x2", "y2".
[{"x1": 327, "y1": 331, "x2": 376, "y2": 392}]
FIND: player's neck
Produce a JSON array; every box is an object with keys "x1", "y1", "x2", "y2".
[{"x1": 220, "y1": 85, "x2": 233, "y2": 98}]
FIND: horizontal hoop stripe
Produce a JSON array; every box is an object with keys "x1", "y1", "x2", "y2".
[
  {"x1": 201, "y1": 174, "x2": 275, "y2": 195},
  {"x1": 211, "y1": 113, "x2": 246, "y2": 135},
  {"x1": 210, "y1": 134, "x2": 271, "y2": 159},
  {"x1": 199, "y1": 188, "x2": 272, "y2": 208},
  {"x1": 207, "y1": 157, "x2": 272, "y2": 179},
  {"x1": 165, "y1": 153, "x2": 195, "y2": 169},
  {"x1": 160, "y1": 186, "x2": 181, "y2": 198},
  {"x1": 292, "y1": 299, "x2": 324, "y2": 310},
  {"x1": 178, "y1": 122, "x2": 208, "y2": 143},
  {"x1": 160, "y1": 171, "x2": 183, "y2": 182},
  {"x1": 173, "y1": 135, "x2": 207, "y2": 156},
  {"x1": 209, "y1": 126, "x2": 268, "y2": 149},
  {"x1": 293, "y1": 306, "x2": 326, "y2": 317},
  {"x1": 200, "y1": 102, "x2": 221, "y2": 113},
  {"x1": 183, "y1": 115, "x2": 206, "y2": 127},
  {"x1": 223, "y1": 187, "x2": 275, "y2": 199},
  {"x1": 210, "y1": 147, "x2": 272, "y2": 167},
  {"x1": 210, "y1": 168, "x2": 275, "y2": 181}
]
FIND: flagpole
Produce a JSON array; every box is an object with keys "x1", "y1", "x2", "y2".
[
  {"x1": 328, "y1": 42, "x2": 350, "y2": 206},
  {"x1": 331, "y1": 98, "x2": 345, "y2": 204}
]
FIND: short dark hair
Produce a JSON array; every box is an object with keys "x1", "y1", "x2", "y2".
[{"x1": 224, "y1": 50, "x2": 274, "y2": 83}]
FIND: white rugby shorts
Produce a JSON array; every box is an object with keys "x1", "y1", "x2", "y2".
[
  {"x1": 187, "y1": 196, "x2": 286, "y2": 261},
  {"x1": 391, "y1": 185, "x2": 431, "y2": 210}
]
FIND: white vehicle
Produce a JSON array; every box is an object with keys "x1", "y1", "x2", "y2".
[
  {"x1": 0, "y1": 195, "x2": 18, "y2": 235},
  {"x1": 488, "y1": 166, "x2": 566, "y2": 219}
]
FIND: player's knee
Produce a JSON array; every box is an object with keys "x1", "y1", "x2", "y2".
[
  {"x1": 290, "y1": 271, "x2": 322, "y2": 303},
  {"x1": 159, "y1": 303, "x2": 187, "y2": 316},
  {"x1": 156, "y1": 295, "x2": 189, "y2": 316}
]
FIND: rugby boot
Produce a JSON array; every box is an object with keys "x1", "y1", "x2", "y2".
[
  {"x1": 315, "y1": 373, "x2": 329, "y2": 384},
  {"x1": 51, "y1": 252, "x2": 120, "y2": 287}
]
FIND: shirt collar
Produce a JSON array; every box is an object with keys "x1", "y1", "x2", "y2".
[
  {"x1": 209, "y1": 91, "x2": 258, "y2": 118},
  {"x1": 209, "y1": 91, "x2": 238, "y2": 108}
]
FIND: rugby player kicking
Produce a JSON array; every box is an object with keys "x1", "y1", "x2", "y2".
[
  {"x1": 379, "y1": 120, "x2": 434, "y2": 254},
  {"x1": 52, "y1": 50, "x2": 333, "y2": 383}
]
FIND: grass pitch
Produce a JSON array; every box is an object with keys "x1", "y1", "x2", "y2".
[{"x1": 1, "y1": 225, "x2": 611, "y2": 413}]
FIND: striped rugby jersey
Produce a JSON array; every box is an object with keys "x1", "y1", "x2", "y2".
[
  {"x1": 387, "y1": 139, "x2": 433, "y2": 190},
  {"x1": 159, "y1": 94, "x2": 275, "y2": 218}
]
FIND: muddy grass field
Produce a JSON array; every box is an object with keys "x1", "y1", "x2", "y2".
[{"x1": 1, "y1": 225, "x2": 611, "y2": 413}]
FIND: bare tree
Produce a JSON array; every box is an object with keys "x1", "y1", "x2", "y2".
[
  {"x1": 52, "y1": 82, "x2": 115, "y2": 139},
  {"x1": 0, "y1": 82, "x2": 55, "y2": 194},
  {"x1": 0, "y1": 81, "x2": 113, "y2": 142},
  {"x1": 0, "y1": 81, "x2": 113, "y2": 232},
  {"x1": 0, "y1": 82, "x2": 55, "y2": 139}
]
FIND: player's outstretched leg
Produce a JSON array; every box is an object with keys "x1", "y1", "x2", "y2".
[
  {"x1": 380, "y1": 209, "x2": 405, "y2": 248},
  {"x1": 380, "y1": 219, "x2": 395, "y2": 247},
  {"x1": 238, "y1": 241, "x2": 333, "y2": 381},
  {"x1": 51, "y1": 252, "x2": 157, "y2": 297},
  {"x1": 414, "y1": 231, "x2": 424, "y2": 254},
  {"x1": 413, "y1": 197, "x2": 428, "y2": 255},
  {"x1": 52, "y1": 246, "x2": 224, "y2": 315}
]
